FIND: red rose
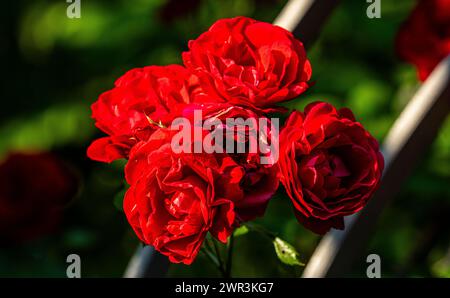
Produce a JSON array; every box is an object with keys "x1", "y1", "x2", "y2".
[
  {"x1": 0, "y1": 152, "x2": 78, "y2": 243},
  {"x1": 182, "y1": 16, "x2": 312, "y2": 110},
  {"x1": 180, "y1": 103, "x2": 280, "y2": 221},
  {"x1": 123, "y1": 129, "x2": 245, "y2": 264},
  {"x1": 396, "y1": 0, "x2": 450, "y2": 81},
  {"x1": 87, "y1": 64, "x2": 202, "y2": 163},
  {"x1": 278, "y1": 102, "x2": 384, "y2": 234}
]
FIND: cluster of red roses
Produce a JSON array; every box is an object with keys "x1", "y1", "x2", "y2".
[{"x1": 87, "y1": 17, "x2": 384, "y2": 265}]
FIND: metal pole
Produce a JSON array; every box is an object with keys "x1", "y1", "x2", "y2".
[{"x1": 123, "y1": 245, "x2": 170, "y2": 278}]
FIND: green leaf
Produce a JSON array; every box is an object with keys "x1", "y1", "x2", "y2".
[
  {"x1": 113, "y1": 187, "x2": 127, "y2": 211},
  {"x1": 273, "y1": 237, "x2": 304, "y2": 266},
  {"x1": 233, "y1": 225, "x2": 249, "y2": 237}
]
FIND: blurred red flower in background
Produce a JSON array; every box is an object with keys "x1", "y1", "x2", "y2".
[
  {"x1": 0, "y1": 152, "x2": 78, "y2": 244},
  {"x1": 396, "y1": 0, "x2": 450, "y2": 81}
]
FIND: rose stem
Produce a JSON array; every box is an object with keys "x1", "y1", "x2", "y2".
[
  {"x1": 211, "y1": 238, "x2": 226, "y2": 276},
  {"x1": 204, "y1": 237, "x2": 227, "y2": 277},
  {"x1": 225, "y1": 233, "x2": 235, "y2": 278},
  {"x1": 200, "y1": 246, "x2": 226, "y2": 277}
]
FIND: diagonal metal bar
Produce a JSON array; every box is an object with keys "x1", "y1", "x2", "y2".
[
  {"x1": 123, "y1": 245, "x2": 169, "y2": 278},
  {"x1": 302, "y1": 55, "x2": 450, "y2": 277},
  {"x1": 123, "y1": 0, "x2": 340, "y2": 278},
  {"x1": 274, "y1": 0, "x2": 340, "y2": 48}
]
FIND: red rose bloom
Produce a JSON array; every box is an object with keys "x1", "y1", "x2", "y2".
[
  {"x1": 278, "y1": 102, "x2": 384, "y2": 234},
  {"x1": 0, "y1": 152, "x2": 78, "y2": 243},
  {"x1": 123, "y1": 129, "x2": 245, "y2": 264},
  {"x1": 396, "y1": 0, "x2": 450, "y2": 81},
  {"x1": 180, "y1": 103, "x2": 280, "y2": 221},
  {"x1": 87, "y1": 64, "x2": 202, "y2": 163},
  {"x1": 183, "y1": 16, "x2": 312, "y2": 110}
]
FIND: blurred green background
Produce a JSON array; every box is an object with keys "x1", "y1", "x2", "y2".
[{"x1": 1, "y1": 0, "x2": 449, "y2": 277}]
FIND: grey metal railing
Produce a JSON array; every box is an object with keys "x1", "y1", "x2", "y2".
[
  {"x1": 274, "y1": 0, "x2": 340, "y2": 48},
  {"x1": 123, "y1": 245, "x2": 170, "y2": 278}
]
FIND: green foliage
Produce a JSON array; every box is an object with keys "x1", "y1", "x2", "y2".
[
  {"x1": 113, "y1": 187, "x2": 128, "y2": 212},
  {"x1": 233, "y1": 225, "x2": 249, "y2": 237},
  {"x1": 273, "y1": 237, "x2": 304, "y2": 267},
  {"x1": 0, "y1": 103, "x2": 93, "y2": 158}
]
